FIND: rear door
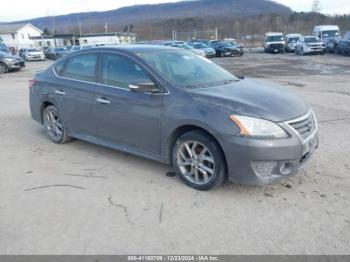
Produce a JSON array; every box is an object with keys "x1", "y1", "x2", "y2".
[
  {"x1": 93, "y1": 52, "x2": 163, "y2": 155},
  {"x1": 52, "y1": 53, "x2": 98, "y2": 137}
]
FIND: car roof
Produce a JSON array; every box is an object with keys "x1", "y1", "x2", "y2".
[
  {"x1": 314, "y1": 25, "x2": 339, "y2": 31},
  {"x1": 91, "y1": 44, "x2": 178, "y2": 53},
  {"x1": 286, "y1": 34, "x2": 302, "y2": 37},
  {"x1": 266, "y1": 32, "x2": 283, "y2": 36}
]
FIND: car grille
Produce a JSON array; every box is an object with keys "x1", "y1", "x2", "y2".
[
  {"x1": 270, "y1": 44, "x2": 283, "y2": 48},
  {"x1": 287, "y1": 112, "x2": 316, "y2": 139}
]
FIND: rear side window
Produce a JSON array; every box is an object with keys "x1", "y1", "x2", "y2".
[
  {"x1": 62, "y1": 54, "x2": 97, "y2": 82},
  {"x1": 54, "y1": 60, "x2": 65, "y2": 76},
  {"x1": 101, "y1": 54, "x2": 150, "y2": 89}
]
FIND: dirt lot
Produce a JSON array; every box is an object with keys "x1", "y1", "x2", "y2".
[{"x1": 0, "y1": 52, "x2": 349, "y2": 255}]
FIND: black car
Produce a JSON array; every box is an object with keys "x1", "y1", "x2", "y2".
[
  {"x1": 46, "y1": 47, "x2": 70, "y2": 60},
  {"x1": 334, "y1": 31, "x2": 350, "y2": 55},
  {"x1": 0, "y1": 51, "x2": 25, "y2": 74},
  {"x1": 211, "y1": 41, "x2": 243, "y2": 57}
]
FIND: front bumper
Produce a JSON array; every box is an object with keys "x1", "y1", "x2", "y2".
[
  {"x1": 304, "y1": 46, "x2": 325, "y2": 54},
  {"x1": 223, "y1": 50, "x2": 243, "y2": 57},
  {"x1": 6, "y1": 60, "x2": 25, "y2": 69},
  {"x1": 221, "y1": 112, "x2": 319, "y2": 185},
  {"x1": 206, "y1": 53, "x2": 216, "y2": 58},
  {"x1": 26, "y1": 56, "x2": 45, "y2": 61},
  {"x1": 266, "y1": 45, "x2": 285, "y2": 53}
]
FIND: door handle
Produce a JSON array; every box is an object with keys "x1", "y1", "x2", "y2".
[
  {"x1": 54, "y1": 90, "x2": 66, "y2": 96},
  {"x1": 96, "y1": 98, "x2": 111, "y2": 105}
]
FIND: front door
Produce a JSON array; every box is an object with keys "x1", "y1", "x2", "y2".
[{"x1": 93, "y1": 53, "x2": 163, "y2": 155}]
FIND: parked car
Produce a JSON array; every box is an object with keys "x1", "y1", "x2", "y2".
[
  {"x1": 29, "y1": 46, "x2": 318, "y2": 190},
  {"x1": 334, "y1": 31, "x2": 350, "y2": 55},
  {"x1": 158, "y1": 41, "x2": 186, "y2": 46},
  {"x1": 171, "y1": 43, "x2": 206, "y2": 57},
  {"x1": 188, "y1": 42, "x2": 216, "y2": 58},
  {"x1": 19, "y1": 48, "x2": 27, "y2": 58},
  {"x1": 211, "y1": 41, "x2": 243, "y2": 57},
  {"x1": 0, "y1": 42, "x2": 10, "y2": 54},
  {"x1": 46, "y1": 47, "x2": 70, "y2": 60},
  {"x1": 285, "y1": 34, "x2": 302, "y2": 52},
  {"x1": 70, "y1": 45, "x2": 93, "y2": 52},
  {"x1": 24, "y1": 48, "x2": 45, "y2": 61},
  {"x1": 221, "y1": 40, "x2": 244, "y2": 56},
  {"x1": 264, "y1": 32, "x2": 285, "y2": 53},
  {"x1": 313, "y1": 25, "x2": 341, "y2": 52},
  {"x1": 295, "y1": 36, "x2": 325, "y2": 55},
  {"x1": 0, "y1": 51, "x2": 25, "y2": 74}
]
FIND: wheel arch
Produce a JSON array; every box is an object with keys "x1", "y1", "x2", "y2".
[
  {"x1": 40, "y1": 101, "x2": 55, "y2": 123},
  {"x1": 167, "y1": 124, "x2": 227, "y2": 170}
]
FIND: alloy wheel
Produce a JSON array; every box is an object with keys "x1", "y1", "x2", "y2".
[
  {"x1": 44, "y1": 109, "x2": 64, "y2": 142},
  {"x1": 0, "y1": 63, "x2": 8, "y2": 74},
  {"x1": 176, "y1": 141, "x2": 216, "y2": 185}
]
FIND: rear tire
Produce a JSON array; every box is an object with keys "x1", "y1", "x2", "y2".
[
  {"x1": 42, "y1": 105, "x2": 71, "y2": 144},
  {"x1": 172, "y1": 130, "x2": 226, "y2": 190}
]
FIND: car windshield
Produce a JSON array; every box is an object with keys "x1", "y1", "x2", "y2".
[
  {"x1": 138, "y1": 50, "x2": 238, "y2": 88},
  {"x1": 215, "y1": 42, "x2": 234, "y2": 48},
  {"x1": 322, "y1": 30, "x2": 340, "y2": 38},
  {"x1": 267, "y1": 35, "x2": 284, "y2": 42},
  {"x1": 28, "y1": 49, "x2": 39, "y2": 52},
  {"x1": 55, "y1": 48, "x2": 66, "y2": 51},
  {"x1": 287, "y1": 37, "x2": 300, "y2": 43},
  {"x1": 305, "y1": 37, "x2": 320, "y2": 43}
]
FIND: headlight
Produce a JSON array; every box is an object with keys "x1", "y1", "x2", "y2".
[
  {"x1": 230, "y1": 115, "x2": 289, "y2": 139},
  {"x1": 4, "y1": 58, "x2": 16, "y2": 62}
]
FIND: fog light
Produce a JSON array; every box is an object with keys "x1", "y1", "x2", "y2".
[
  {"x1": 280, "y1": 162, "x2": 293, "y2": 175},
  {"x1": 251, "y1": 161, "x2": 277, "y2": 177}
]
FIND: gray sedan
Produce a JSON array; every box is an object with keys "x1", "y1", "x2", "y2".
[
  {"x1": 29, "y1": 45, "x2": 318, "y2": 190},
  {"x1": 0, "y1": 51, "x2": 25, "y2": 73}
]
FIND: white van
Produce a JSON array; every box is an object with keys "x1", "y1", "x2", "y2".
[
  {"x1": 264, "y1": 32, "x2": 285, "y2": 53},
  {"x1": 313, "y1": 25, "x2": 341, "y2": 51}
]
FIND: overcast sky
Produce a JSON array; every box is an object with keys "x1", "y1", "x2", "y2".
[{"x1": 0, "y1": 0, "x2": 349, "y2": 22}]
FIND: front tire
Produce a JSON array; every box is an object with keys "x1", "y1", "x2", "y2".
[
  {"x1": 0, "y1": 62, "x2": 8, "y2": 74},
  {"x1": 172, "y1": 130, "x2": 226, "y2": 190},
  {"x1": 43, "y1": 105, "x2": 71, "y2": 144}
]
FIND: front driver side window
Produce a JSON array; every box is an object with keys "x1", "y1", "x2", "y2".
[{"x1": 101, "y1": 54, "x2": 152, "y2": 89}]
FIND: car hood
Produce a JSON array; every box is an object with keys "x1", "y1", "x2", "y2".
[
  {"x1": 267, "y1": 41, "x2": 285, "y2": 45},
  {"x1": 188, "y1": 78, "x2": 309, "y2": 122},
  {"x1": 28, "y1": 51, "x2": 43, "y2": 55},
  {"x1": 1, "y1": 54, "x2": 23, "y2": 60},
  {"x1": 202, "y1": 47, "x2": 215, "y2": 53}
]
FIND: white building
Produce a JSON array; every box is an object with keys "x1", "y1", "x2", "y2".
[
  {"x1": 32, "y1": 32, "x2": 136, "y2": 48},
  {"x1": 0, "y1": 23, "x2": 43, "y2": 49}
]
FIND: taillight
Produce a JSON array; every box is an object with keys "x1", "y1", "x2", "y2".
[{"x1": 28, "y1": 79, "x2": 37, "y2": 89}]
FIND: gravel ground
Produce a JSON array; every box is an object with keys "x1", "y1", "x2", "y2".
[{"x1": 0, "y1": 52, "x2": 349, "y2": 255}]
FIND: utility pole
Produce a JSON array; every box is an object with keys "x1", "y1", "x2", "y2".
[
  {"x1": 77, "y1": 15, "x2": 82, "y2": 36},
  {"x1": 312, "y1": 0, "x2": 321, "y2": 13},
  {"x1": 105, "y1": 22, "x2": 108, "y2": 33}
]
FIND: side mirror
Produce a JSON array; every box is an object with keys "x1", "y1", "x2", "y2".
[{"x1": 129, "y1": 80, "x2": 159, "y2": 94}]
